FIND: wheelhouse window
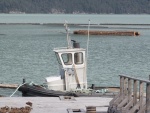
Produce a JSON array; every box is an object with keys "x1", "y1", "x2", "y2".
[
  {"x1": 61, "y1": 53, "x2": 72, "y2": 65},
  {"x1": 55, "y1": 53, "x2": 62, "y2": 65},
  {"x1": 74, "y1": 52, "x2": 83, "y2": 64}
]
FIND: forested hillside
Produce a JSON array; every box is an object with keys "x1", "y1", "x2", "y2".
[{"x1": 0, "y1": 0, "x2": 150, "y2": 14}]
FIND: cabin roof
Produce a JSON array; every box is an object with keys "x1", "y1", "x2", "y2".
[{"x1": 53, "y1": 47, "x2": 85, "y2": 53}]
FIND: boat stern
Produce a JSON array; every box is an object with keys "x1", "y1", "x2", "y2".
[{"x1": 45, "y1": 76, "x2": 65, "y2": 91}]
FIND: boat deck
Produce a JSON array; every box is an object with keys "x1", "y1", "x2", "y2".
[{"x1": 0, "y1": 97, "x2": 112, "y2": 113}]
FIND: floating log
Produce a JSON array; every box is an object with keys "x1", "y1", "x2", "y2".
[
  {"x1": 0, "y1": 84, "x2": 18, "y2": 89},
  {"x1": 73, "y1": 30, "x2": 140, "y2": 36}
]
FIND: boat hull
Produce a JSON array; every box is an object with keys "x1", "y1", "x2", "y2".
[
  {"x1": 18, "y1": 84, "x2": 78, "y2": 97},
  {"x1": 18, "y1": 84, "x2": 119, "y2": 97}
]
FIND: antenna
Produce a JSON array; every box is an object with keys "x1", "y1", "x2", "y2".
[
  {"x1": 64, "y1": 20, "x2": 72, "y2": 48},
  {"x1": 86, "y1": 19, "x2": 90, "y2": 60},
  {"x1": 84, "y1": 20, "x2": 90, "y2": 89}
]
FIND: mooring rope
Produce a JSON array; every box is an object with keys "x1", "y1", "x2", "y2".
[{"x1": 9, "y1": 82, "x2": 27, "y2": 97}]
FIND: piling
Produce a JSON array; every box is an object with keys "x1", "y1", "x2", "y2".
[{"x1": 73, "y1": 30, "x2": 140, "y2": 36}]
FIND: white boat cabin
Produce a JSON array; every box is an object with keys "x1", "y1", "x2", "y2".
[{"x1": 45, "y1": 42, "x2": 87, "y2": 91}]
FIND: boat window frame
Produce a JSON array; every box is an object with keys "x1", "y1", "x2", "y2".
[
  {"x1": 61, "y1": 53, "x2": 73, "y2": 65},
  {"x1": 55, "y1": 52, "x2": 62, "y2": 65},
  {"x1": 74, "y1": 52, "x2": 83, "y2": 65}
]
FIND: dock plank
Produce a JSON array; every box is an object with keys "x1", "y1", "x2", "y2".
[{"x1": 0, "y1": 97, "x2": 112, "y2": 113}]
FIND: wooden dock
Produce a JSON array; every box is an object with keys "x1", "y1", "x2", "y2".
[
  {"x1": 74, "y1": 30, "x2": 140, "y2": 36},
  {"x1": 0, "y1": 97, "x2": 112, "y2": 113}
]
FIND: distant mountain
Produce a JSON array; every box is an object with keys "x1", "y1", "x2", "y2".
[{"x1": 0, "y1": 0, "x2": 150, "y2": 14}]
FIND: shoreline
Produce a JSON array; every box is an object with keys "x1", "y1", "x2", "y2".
[{"x1": 0, "y1": 23, "x2": 150, "y2": 26}]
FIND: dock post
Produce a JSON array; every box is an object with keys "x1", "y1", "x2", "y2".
[
  {"x1": 139, "y1": 81, "x2": 144, "y2": 110},
  {"x1": 107, "y1": 76, "x2": 124, "y2": 113},
  {"x1": 120, "y1": 78, "x2": 133, "y2": 113},
  {"x1": 133, "y1": 80, "x2": 137, "y2": 106},
  {"x1": 120, "y1": 76, "x2": 124, "y2": 97},
  {"x1": 23, "y1": 78, "x2": 26, "y2": 84},
  {"x1": 128, "y1": 78, "x2": 132, "y2": 102},
  {"x1": 146, "y1": 83, "x2": 150, "y2": 113},
  {"x1": 116, "y1": 78, "x2": 128, "y2": 112},
  {"x1": 91, "y1": 84, "x2": 95, "y2": 89}
]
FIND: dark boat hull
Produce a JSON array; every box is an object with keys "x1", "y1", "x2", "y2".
[
  {"x1": 18, "y1": 84, "x2": 119, "y2": 97},
  {"x1": 18, "y1": 84, "x2": 78, "y2": 97}
]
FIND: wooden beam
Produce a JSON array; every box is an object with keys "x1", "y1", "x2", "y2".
[
  {"x1": 128, "y1": 79, "x2": 132, "y2": 102},
  {"x1": 139, "y1": 81, "x2": 144, "y2": 110},
  {"x1": 146, "y1": 83, "x2": 150, "y2": 113},
  {"x1": 0, "y1": 84, "x2": 18, "y2": 89},
  {"x1": 133, "y1": 80, "x2": 138, "y2": 106}
]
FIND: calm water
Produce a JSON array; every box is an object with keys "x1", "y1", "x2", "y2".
[{"x1": 0, "y1": 14, "x2": 150, "y2": 96}]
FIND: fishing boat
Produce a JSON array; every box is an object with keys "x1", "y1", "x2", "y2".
[{"x1": 18, "y1": 22, "x2": 119, "y2": 97}]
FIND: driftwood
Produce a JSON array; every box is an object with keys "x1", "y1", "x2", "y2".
[{"x1": 74, "y1": 30, "x2": 140, "y2": 36}]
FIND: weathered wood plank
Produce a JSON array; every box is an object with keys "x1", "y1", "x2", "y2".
[
  {"x1": 146, "y1": 83, "x2": 150, "y2": 113},
  {"x1": 139, "y1": 81, "x2": 144, "y2": 110},
  {"x1": 128, "y1": 78, "x2": 132, "y2": 102},
  {"x1": 133, "y1": 80, "x2": 138, "y2": 105},
  {"x1": 0, "y1": 84, "x2": 18, "y2": 89}
]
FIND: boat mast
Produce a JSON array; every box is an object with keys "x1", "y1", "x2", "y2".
[
  {"x1": 86, "y1": 20, "x2": 90, "y2": 66},
  {"x1": 64, "y1": 21, "x2": 72, "y2": 48},
  {"x1": 84, "y1": 20, "x2": 90, "y2": 89}
]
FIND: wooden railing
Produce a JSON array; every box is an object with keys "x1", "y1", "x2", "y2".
[{"x1": 108, "y1": 75, "x2": 150, "y2": 113}]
